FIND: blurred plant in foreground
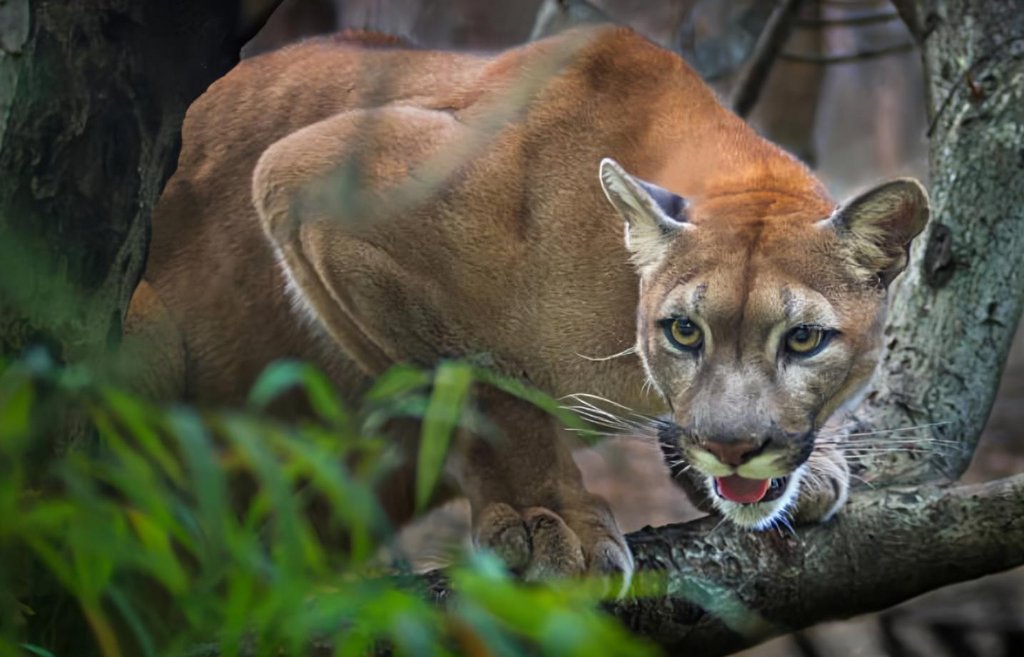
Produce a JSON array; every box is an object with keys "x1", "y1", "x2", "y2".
[{"x1": 0, "y1": 352, "x2": 654, "y2": 657}]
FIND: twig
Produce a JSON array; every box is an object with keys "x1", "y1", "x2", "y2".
[
  {"x1": 794, "y1": 12, "x2": 899, "y2": 29},
  {"x1": 780, "y1": 41, "x2": 915, "y2": 64},
  {"x1": 730, "y1": 0, "x2": 806, "y2": 118}
]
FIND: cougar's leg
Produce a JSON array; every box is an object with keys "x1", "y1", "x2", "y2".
[
  {"x1": 792, "y1": 444, "x2": 851, "y2": 524},
  {"x1": 454, "y1": 387, "x2": 634, "y2": 589},
  {"x1": 121, "y1": 280, "x2": 187, "y2": 401}
]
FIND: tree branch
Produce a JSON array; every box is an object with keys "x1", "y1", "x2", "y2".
[
  {"x1": 730, "y1": 0, "x2": 804, "y2": 117},
  {"x1": 423, "y1": 474, "x2": 1024, "y2": 657},
  {"x1": 779, "y1": 41, "x2": 914, "y2": 64},
  {"x1": 793, "y1": 12, "x2": 899, "y2": 29}
]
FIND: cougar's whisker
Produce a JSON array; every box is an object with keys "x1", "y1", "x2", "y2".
[
  {"x1": 848, "y1": 472, "x2": 876, "y2": 488},
  {"x1": 817, "y1": 435, "x2": 962, "y2": 445},
  {"x1": 776, "y1": 513, "x2": 797, "y2": 538},
  {"x1": 816, "y1": 421, "x2": 953, "y2": 441},
  {"x1": 573, "y1": 346, "x2": 636, "y2": 362},
  {"x1": 563, "y1": 407, "x2": 650, "y2": 433},
  {"x1": 562, "y1": 392, "x2": 656, "y2": 419},
  {"x1": 832, "y1": 444, "x2": 966, "y2": 454}
]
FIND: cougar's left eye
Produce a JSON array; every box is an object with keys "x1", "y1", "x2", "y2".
[
  {"x1": 785, "y1": 325, "x2": 831, "y2": 356},
  {"x1": 662, "y1": 318, "x2": 704, "y2": 351}
]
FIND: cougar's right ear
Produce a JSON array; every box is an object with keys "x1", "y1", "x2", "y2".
[{"x1": 599, "y1": 157, "x2": 690, "y2": 275}]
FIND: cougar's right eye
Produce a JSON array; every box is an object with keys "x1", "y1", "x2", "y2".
[{"x1": 661, "y1": 318, "x2": 704, "y2": 352}]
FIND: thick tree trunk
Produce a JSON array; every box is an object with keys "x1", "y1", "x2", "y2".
[
  {"x1": 1, "y1": 2, "x2": 279, "y2": 653},
  {"x1": 853, "y1": 0, "x2": 1024, "y2": 484},
  {"x1": 0, "y1": 0, "x2": 278, "y2": 450}
]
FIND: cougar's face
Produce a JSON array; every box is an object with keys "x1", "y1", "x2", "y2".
[
  {"x1": 635, "y1": 229, "x2": 886, "y2": 527},
  {"x1": 599, "y1": 158, "x2": 928, "y2": 528}
]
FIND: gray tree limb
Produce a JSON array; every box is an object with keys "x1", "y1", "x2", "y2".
[
  {"x1": 417, "y1": 474, "x2": 1024, "y2": 656},
  {"x1": 609, "y1": 473, "x2": 1024, "y2": 655},
  {"x1": 837, "y1": 1, "x2": 1024, "y2": 485}
]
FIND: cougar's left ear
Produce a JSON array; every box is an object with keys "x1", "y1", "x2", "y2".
[
  {"x1": 599, "y1": 157, "x2": 690, "y2": 275},
  {"x1": 824, "y1": 178, "x2": 930, "y2": 287}
]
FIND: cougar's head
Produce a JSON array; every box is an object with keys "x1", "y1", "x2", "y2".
[{"x1": 599, "y1": 158, "x2": 929, "y2": 528}]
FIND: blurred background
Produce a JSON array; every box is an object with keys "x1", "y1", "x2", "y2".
[{"x1": 242, "y1": 1, "x2": 1024, "y2": 654}]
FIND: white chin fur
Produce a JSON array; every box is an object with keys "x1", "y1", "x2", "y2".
[{"x1": 708, "y1": 464, "x2": 807, "y2": 530}]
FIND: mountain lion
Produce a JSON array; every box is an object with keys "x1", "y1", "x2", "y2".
[{"x1": 127, "y1": 25, "x2": 929, "y2": 585}]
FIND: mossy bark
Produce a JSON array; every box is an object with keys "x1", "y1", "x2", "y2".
[
  {"x1": 0, "y1": 1, "x2": 282, "y2": 361},
  {"x1": 0, "y1": 0, "x2": 275, "y2": 451},
  {"x1": 606, "y1": 474, "x2": 1024, "y2": 655},
  {"x1": 0, "y1": 3, "x2": 278, "y2": 654},
  {"x1": 854, "y1": 0, "x2": 1024, "y2": 484}
]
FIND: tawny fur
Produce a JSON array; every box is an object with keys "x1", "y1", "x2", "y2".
[{"x1": 127, "y1": 26, "x2": 928, "y2": 582}]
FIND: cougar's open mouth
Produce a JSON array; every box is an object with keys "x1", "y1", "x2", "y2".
[{"x1": 712, "y1": 475, "x2": 790, "y2": 504}]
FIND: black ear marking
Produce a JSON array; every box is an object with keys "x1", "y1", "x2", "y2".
[{"x1": 638, "y1": 179, "x2": 688, "y2": 224}]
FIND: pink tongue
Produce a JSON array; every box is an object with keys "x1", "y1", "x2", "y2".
[{"x1": 716, "y1": 475, "x2": 771, "y2": 504}]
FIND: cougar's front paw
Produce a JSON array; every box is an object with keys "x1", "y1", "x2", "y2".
[
  {"x1": 792, "y1": 446, "x2": 851, "y2": 524},
  {"x1": 474, "y1": 499, "x2": 634, "y2": 593}
]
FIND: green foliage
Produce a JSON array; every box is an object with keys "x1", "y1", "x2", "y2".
[{"x1": 0, "y1": 354, "x2": 655, "y2": 657}]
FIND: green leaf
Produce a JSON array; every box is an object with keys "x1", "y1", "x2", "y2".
[
  {"x1": 19, "y1": 643, "x2": 57, "y2": 657},
  {"x1": 363, "y1": 364, "x2": 431, "y2": 402},
  {"x1": 248, "y1": 360, "x2": 348, "y2": 426},
  {"x1": 107, "y1": 586, "x2": 158, "y2": 657},
  {"x1": 99, "y1": 389, "x2": 184, "y2": 484},
  {"x1": 166, "y1": 408, "x2": 230, "y2": 550},
  {"x1": 416, "y1": 361, "x2": 474, "y2": 511}
]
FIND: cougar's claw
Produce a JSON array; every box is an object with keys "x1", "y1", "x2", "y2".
[{"x1": 474, "y1": 499, "x2": 634, "y2": 598}]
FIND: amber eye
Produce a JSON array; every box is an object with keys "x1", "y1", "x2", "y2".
[
  {"x1": 665, "y1": 318, "x2": 704, "y2": 351},
  {"x1": 785, "y1": 325, "x2": 827, "y2": 356}
]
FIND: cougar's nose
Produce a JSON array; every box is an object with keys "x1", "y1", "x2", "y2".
[{"x1": 705, "y1": 439, "x2": 768, "y2": 467}]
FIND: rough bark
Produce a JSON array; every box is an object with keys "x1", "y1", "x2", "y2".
[
  {"x1": 612, "y1": 474, "x2": 1024, "y2": 655},
  {"x1": 417, "y1": 474, "x2": 1024, "y2": 656},
  {"x1": 0, "y1": 0, "x2": 278, "y2": 448},
  {"x1": 1, "y1": 2, "x2": 278, "y2": 650},
  {"x1": 848, "y1": 0, "x2": 1024, "y2": 484}
]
